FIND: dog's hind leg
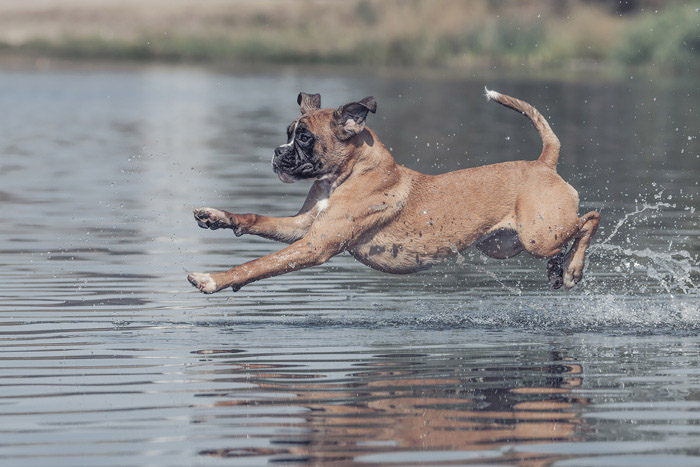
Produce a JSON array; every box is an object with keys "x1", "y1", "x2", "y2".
[{"x1": 562, "y1": 211, "x2": 600, "y2": 289}]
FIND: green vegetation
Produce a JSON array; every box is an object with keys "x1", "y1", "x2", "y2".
[
  {"x1": 615, "y1": 5, "x2": 700, "y2": 72},
  {"x1": 1, "y1": 0, "x2": 698, "y2": 75}
]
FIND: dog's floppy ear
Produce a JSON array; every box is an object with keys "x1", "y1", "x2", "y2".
[
  {"x1": 297, "y1": 92, "x2": 321, "y2": 115},
  {"x1": 333, "y1": 96, "x2": 377, "y2": 140}
]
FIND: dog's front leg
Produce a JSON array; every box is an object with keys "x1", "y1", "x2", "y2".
[
  {"x1": 188, "y1": 183, "x2": 401, "y2": 294},
  {"x1": 187, "y1": 234, "x2": 342, "y2": 294},
  {"x1": 193, "y1": 208, "x2": 315, "y2": 243},
  {"x1": 193, "y1": 180, "x2": 331, "y2": 243}
]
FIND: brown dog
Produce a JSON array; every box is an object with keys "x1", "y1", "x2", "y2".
[{"x1": 187, "y1": 89, "x2": 599, "y2": 294}]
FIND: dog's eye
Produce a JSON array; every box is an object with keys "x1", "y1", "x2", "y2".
[{"x1": 298, "y1": 133, "x2": 310, "y2": 143}]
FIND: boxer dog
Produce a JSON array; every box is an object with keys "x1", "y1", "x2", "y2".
[{"x1": 188, "y1": 89, "x2": 599, "y2": 294}]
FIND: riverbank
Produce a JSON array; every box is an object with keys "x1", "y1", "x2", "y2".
[{"x1": 0, "y1": 0, "x2": 697, "y2": 75}]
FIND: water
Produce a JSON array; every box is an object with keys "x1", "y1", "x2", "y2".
[{"x1": 1, "y1": 64, "x2": 699, "y2": 466}]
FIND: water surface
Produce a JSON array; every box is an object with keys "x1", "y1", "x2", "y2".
[{"x1": 1, "y1": 65, "x2": 699, "y2": 466}]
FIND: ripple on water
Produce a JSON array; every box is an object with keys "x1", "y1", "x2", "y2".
[{"x1": 1, "y1": 68, "x2": 700, "y2": 465}]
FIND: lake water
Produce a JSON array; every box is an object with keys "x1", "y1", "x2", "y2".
[{"x1": 1, "y1": 64, "x2": 699, "y2": 466}]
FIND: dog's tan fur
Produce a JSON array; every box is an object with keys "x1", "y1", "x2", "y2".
[{"x1": 188, "y1": 89, "x2": 599, "y2": 294}]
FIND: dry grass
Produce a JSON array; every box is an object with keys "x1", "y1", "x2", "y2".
[{"x1": 0, "y1": 0, "x2": 695, "y2": 73}]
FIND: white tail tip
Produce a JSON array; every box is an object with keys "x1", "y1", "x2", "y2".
[{"x1": 484, "y1": 87, "x2": 500, "y2": 101}]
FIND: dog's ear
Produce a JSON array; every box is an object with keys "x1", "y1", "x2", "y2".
[
  {"x1": 333, "y1": 96, "x2": 377, "y2": 140},
  {"x1": 297, "y1": 92, "x2": 321, "y2": 115}
]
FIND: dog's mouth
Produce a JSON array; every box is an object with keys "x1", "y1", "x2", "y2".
[
  {"x1": 275, "y1": 170, "x2": 297, "y2": 184},
  {"x1": 273, "y1": 160, "x2": 322, "y2": 183}
]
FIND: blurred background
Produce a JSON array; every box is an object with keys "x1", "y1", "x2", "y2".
[{"x1": 0, "y1": 0, "x2": 698, "y2": 76}]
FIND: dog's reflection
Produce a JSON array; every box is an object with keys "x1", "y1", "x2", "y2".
[{"x1": 194, "y1": 349, "x2": 588, "y2": 465}]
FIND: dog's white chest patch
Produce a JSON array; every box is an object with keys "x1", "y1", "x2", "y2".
[{"x1": 316, "y1": 198, "x2": 329, "y2": 214}]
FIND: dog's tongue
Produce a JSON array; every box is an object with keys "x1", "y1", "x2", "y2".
[{"x1": 277, "y1": 171, "x2": 296, "y2": 183}]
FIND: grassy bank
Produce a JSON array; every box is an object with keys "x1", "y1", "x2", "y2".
[{"x1": 0, "y1": 0, "x2": 698, "y2": 75}]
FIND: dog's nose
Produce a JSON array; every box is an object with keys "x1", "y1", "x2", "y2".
[{"x1": 272, "y1": 146, "x2": 285, "y2": 167}]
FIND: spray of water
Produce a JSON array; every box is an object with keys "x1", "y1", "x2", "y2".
[
  {"x1": 588, "y1": 201, "x2": 699, "y2": 296},
  {"x1": 591, "y1": 244, "x2": 699, "y2": 295},
  {"x1": 597, "y1": 202, "x2": 673, "y2": 246},
  {"x1": 432, "y1": 200, "x2": 700, "y2": 331}
]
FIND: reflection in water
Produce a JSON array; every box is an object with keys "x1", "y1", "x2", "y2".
[{"x1": 195, "y1": 348, "x2": 588, "y2": 465}]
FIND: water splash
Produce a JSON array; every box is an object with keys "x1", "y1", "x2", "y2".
[
  {"x1": 443, "y1": 199, "x2": 699, "y2": 300},
  {"x1": 597, "y1": 201, "x2": 673, "y2": 246},
  {"x1": 296, "y1": 293, "x2": 700, "y2": 333},
  {"x1": 589, "y1": 201, "x2": 699, "y2": 296},
  {"x1": 419, "y1": 199, "x2": 700, "y2": 331},
  {"x1": 592, "y1": 244, "x2": 699, "y2": 295}
]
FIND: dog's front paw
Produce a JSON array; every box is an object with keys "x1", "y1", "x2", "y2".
[
  {"x1": 187, "y1": 272, "x2": 219, "y2": 294},
  {"x1": 193, "y1": 208, "x2": 232, "y2": 230}
]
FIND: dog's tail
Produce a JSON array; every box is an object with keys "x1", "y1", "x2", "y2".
[{"x1": 485, "y1": 87, "x2": 561, "y2": 170}]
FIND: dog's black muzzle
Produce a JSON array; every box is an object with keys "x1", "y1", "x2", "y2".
[{"x1": 272, "y1": 144, "x2": 323, "y2": 183}]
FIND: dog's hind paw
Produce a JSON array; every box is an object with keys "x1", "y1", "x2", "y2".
[
  {"x1": 188, "y1": 272, "x2": 219, "y2": 294},
  {"x1": 193, "y1": 208, "x2": 232, "y2": 230},
  {"x1": 546, "y1": 253, "x2": 565, "y2": 290},
  {"x1": 550, "y1": 276, "x2": 564, "y2": 290}
]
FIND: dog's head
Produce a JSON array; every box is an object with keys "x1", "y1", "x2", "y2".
[{"x1": 272, "y1": 92, "x2": 377, "y2": 183}]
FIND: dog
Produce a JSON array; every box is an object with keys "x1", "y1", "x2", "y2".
[{"x1": 187, "y1": 89, "x2": 599, "y2": 294}]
